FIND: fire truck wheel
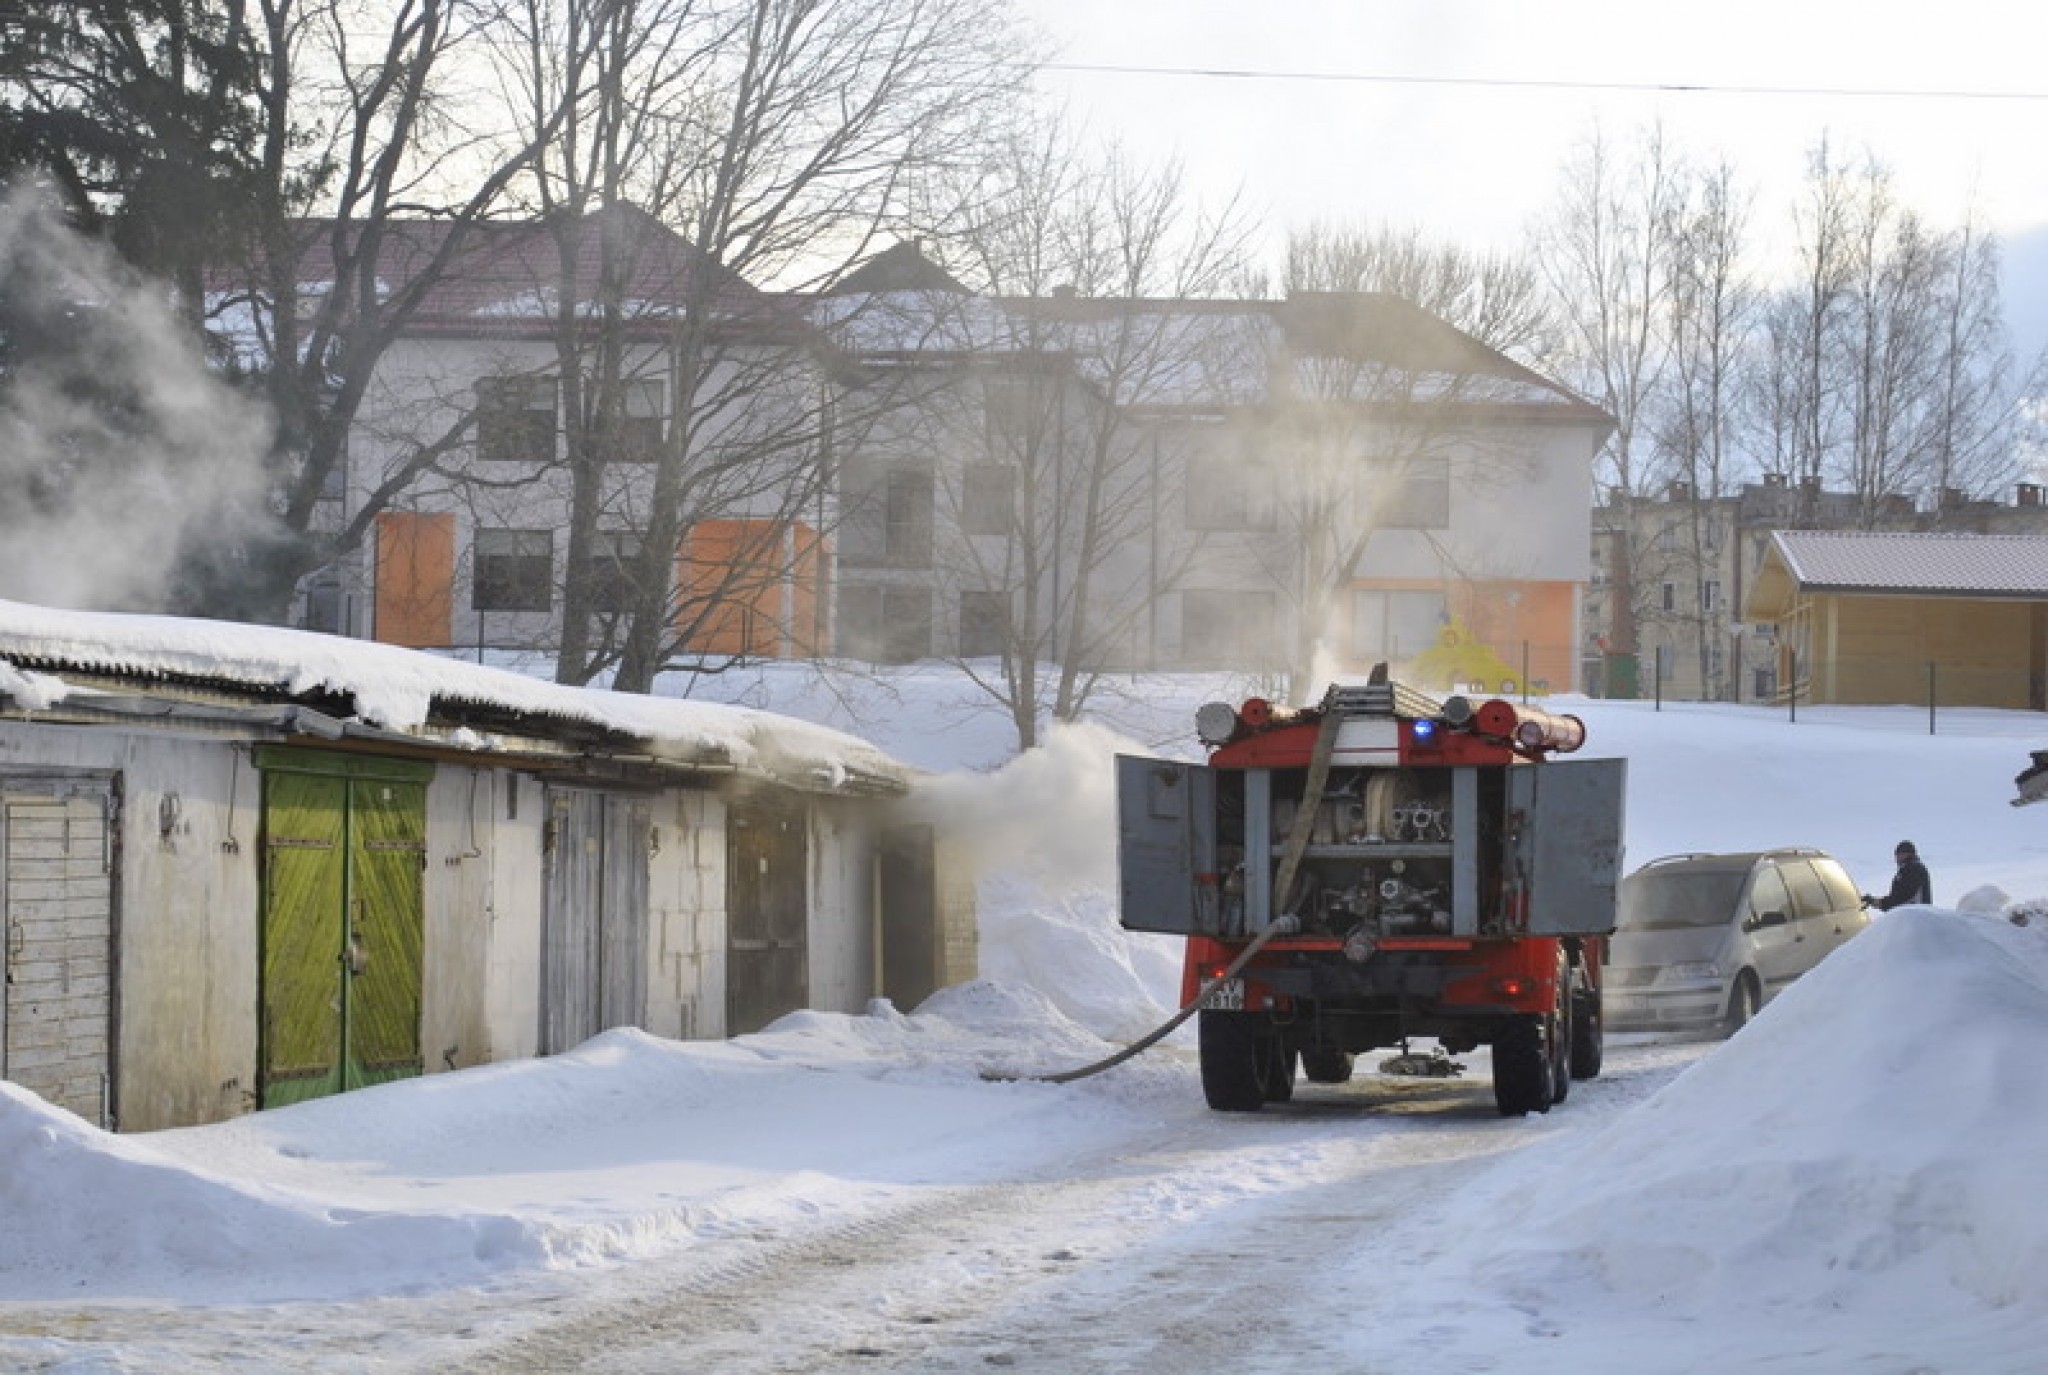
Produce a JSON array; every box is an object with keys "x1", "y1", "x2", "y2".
[
  {"x1": 1548, "y1": 994, "x2": 1571, "y2": 1105},
  {"x1": 1264, "y1": 1039, "x2": 1297, "y2": 1103},
  {"x1": 1491, "y1": 1016, "x2": 1554, "y2": 1116},
  {"x1": 1300, "y1": 1048, "x2": 1356, "y2": 1084},
  {"x1": 1570, "y1": 982, "x2": 1605, "y2": 1079},
  {"x1": 1198, "y1": 1010, "x2": 1272, "y2": 1112}
]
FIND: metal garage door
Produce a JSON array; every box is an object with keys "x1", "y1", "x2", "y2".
[
  {"x1": 540, "y1": 787, "x2": 651, "y2": 1054},
  {"x1": 1, "y1": 777, "x2": 117, "y2": 1127},
  {"x1": 726, "y1": 797, "x2": 807, "y2": 1036}
]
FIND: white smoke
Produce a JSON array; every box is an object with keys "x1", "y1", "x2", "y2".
[
  {"x1": 908, "y1": 719, "x2": 1148, "y2": 895},
  {"x1": 0, "y1": 182, "x2": 281, "y2": 611}
]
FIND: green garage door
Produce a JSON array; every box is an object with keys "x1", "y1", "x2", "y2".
[{"x1": 257, "y1": 749, "x2": 430, "y2": 1108}]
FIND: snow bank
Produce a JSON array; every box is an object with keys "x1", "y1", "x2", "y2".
[{"x1": 1355, "y1": 906, "x2": 2048, "y2": 1367}]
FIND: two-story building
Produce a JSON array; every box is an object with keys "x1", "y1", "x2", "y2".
[{"x1": 259, "y1": 219, "x2": 1612, "y2": 693}]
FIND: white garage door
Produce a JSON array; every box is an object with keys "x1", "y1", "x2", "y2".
[{"x1": 2, "y1": 781, "x2": 115, "y2": 1127}]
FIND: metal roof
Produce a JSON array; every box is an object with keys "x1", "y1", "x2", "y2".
[{"x1": 1769, "y1": 530, "x2": 2048, "y2": 596}]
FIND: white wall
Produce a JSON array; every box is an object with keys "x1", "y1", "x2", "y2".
[{"x1": 0, "y1": 721, "x2": 264, "y2": 1132}]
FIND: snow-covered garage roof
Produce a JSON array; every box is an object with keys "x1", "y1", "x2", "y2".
[{"x1": 0, "y1": 599, "x2": 911, "y2": 796}]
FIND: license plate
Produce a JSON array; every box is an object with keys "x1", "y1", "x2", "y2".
[{"x1": 1203, "y1": 977, "x2": 1244, "y2": 1011}]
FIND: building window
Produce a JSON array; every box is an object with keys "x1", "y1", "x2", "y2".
[
  {"x1": 1374, "y1": 455, "x2": 1450, "y2": 530},
  {"x1": 1661, "y1": 581, "x2": 1677, "y2": 612},
  {"x1": 962, "y1": 464, "x2": 1015, "y2": 537},
  {"x1": 1701, "y1": 578, "x2": 1721, "y2": 613},
  {"x1": 884, "y1": 468, "x2": 934, "y2": 567},
  {"x1": 574, "y1": 531, "x2": 642, "y2": 615},
  {"x1": 473, "y1": 528, "x2": 553, "y2": 612},
  {"x1": 475, "y1": 376, "x2": 559, "y2": 464},
  {"x1": 600, "y1": 379, "x2": 664, "y2": 464},
  {"x1": 1180, "y1": 589, "x2": 1278, "y2": 669},
  {"x1": 1352, "y1": 589, "x2": 1447, "y2": 662},
  {"x1": 839, "y1": 585, "x2": 933, "y2": 663},
  {"x1": 959, "y1": 590, "x2": 1010, "y2": 658},
  {"x1": 839, "y1": 464, "x2": 935, "y2": 569},
  {"x1": 1186, "y1": 450, "x2": 1275, "y2": 531},
  {"x1": 1657, "y1": 521, "x2": 1678, "y2": 551},
  {"x1": 301, "y1": 568, "x2": 343, "y2": 634}
]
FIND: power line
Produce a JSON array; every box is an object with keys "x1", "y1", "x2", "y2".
[{"x1": 1040, "y1": 62, "x2": 2048, "y2": 104}]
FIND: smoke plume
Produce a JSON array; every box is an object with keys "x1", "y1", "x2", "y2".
[{"x1": 0, "y1": 181, "x2": 282, "y2": 612}]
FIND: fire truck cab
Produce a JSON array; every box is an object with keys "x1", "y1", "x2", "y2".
[{"x1": 1117, "y1": 680, "x2": 1626, "y2": 1116}]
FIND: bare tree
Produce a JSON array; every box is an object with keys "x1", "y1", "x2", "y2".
[
  {"x1": 906, "y1": 121, "x2": 1254, "y2": 747},
  {"x1": 1770, "y1": 145, "x2": 2027, "y2": 520},
  {"x1": 481, "y1": 0, "x2": 1026, "y2": 693},
  {"x1": 193, "y1": 0, "x2": 597, "y2": 620},
  {"x1": 1280, "y1": 220, "x2": 1557, "y2": 365},
  {"x1": 1656, "y1": 158, "x2": 1756, "y2": 699},
  {"x1": 1534, "y1": 123, "x2": 1686, "y2": 689}
]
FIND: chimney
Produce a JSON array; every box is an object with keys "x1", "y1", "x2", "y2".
[
  {"x1": 1940, "y1": 486, "x2": 1967, "y2": 511},
  {"x1": 2019, "y1": 483, "x2": 2043, "y2": 508},
  {"x1": 1762, "y1": 472, "x2": 1788, "y2": 489},
  {"x1": 1798, "y1": 475, "x2": 1820, "y2": 494},
  {"x1": 1667, "y1": 479, "x2": 1694, "y2": 502}
]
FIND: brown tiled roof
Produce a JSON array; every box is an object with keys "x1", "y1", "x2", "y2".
[
  {"x1": 1771, "y1": 530, "x2": 2048, "y2": 596},
  {"x1": 212, "y1": 206, "x2": 812, "y2": 342}
]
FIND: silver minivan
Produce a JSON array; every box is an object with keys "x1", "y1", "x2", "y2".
[{"x1": 1602, "y1": 848, "x2": 1870, "y2": 1035}]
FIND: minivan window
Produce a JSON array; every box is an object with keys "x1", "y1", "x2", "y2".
[
  {"x1": 1621, "y1": 869, "x2": 1747, "y2": 931},
  {"x1": 1779, "y1": 859, "x2": 1833, "y2": 919},
  {"x1": 1811, "y1": 857, "x2": 1861, "y2": 912},
  {"x1": 1748, "y1": 866, "x2": 1791, "y2": 923}
]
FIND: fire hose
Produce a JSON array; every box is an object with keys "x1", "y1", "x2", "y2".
[{"x1": 984, "y1": 700, "x2": 1344, "y2": 1085}]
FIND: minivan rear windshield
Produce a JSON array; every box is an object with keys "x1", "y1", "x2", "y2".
[{"x1": 1619, "y1": 869, "x2": 1747, "y2": 931}]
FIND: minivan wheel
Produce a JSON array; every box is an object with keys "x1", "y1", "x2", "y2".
[{"x1": 1722, "y1": 973, "x2": 1760, "y2": 1037}]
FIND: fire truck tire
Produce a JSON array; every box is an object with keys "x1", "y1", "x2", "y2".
[
  {"x1": 1569, "y1": 982, "x2": 1605, "y2": 1079},
  {"x1": 1492, "y1": 1016, "x2": 1554, "y2": 1116},
  {"x1": 1549, "y1": 994, "x2": 1571, "y2": 1105},
  {"x1": 1264, "y1": 1040, "x2": 1297, "y2": 1103},
  {"x1": 1199, "y1": 1010, "x2": 1272, "y2": 1112},
  {"x1": 1300, "y1": 1048, "x2": 1356, "y2": 1084}
]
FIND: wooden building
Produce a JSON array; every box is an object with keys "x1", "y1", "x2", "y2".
[{"x1": 1745, "y1": 531, "x2": 2048, "y2": 709}]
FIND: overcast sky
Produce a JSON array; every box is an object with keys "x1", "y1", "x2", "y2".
[{"x1": 1019, "y1": 0, "x2": 2048, "y2": 272}]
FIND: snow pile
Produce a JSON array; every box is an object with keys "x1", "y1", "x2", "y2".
[
  {"x1": 909, "y1": 720, "x2": 1187, "y2": 1039},
  {"x1": 0, "y1": 1078, "x2": 549, "y2": 1302},
  {"x1": 1351, "y1": 906, "x2": 2048, "y2": 1368},
  {"x1": 0, "y1": 1008, "x2": 1136, "y2": 1304}
]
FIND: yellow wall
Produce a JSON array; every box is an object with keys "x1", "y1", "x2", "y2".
[{"x1": 1813, "y1": 595, "x2": 2035, "y2": 708}]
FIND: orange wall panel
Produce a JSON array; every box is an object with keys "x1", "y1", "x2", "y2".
[
  {"x1": 374, "y1": 511, "x2": 454, "y2": 648},
  {"x1": 676, "y1": 520, "x2": 822, "y2": 659}
]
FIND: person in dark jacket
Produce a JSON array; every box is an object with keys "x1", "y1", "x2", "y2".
[{"x1": 1863, "y1": 841, "x2": 1932, "y2": 911}]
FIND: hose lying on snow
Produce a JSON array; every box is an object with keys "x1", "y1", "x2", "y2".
[
  {"x1": 979, "y1": 916, "x2": 1296, "y2": 1084},
  {"x1": 983, "y1": 699, "x2": 1344, "y2": 1086}
]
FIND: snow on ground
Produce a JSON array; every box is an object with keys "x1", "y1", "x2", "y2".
[{"x1": 6, "y1": 665, "x2": 2048, "y2": 1371}]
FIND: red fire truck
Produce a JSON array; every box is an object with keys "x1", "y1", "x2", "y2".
[{"x1": 1116, "y1": 679, "x2": 1625, "y2": 1115}]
